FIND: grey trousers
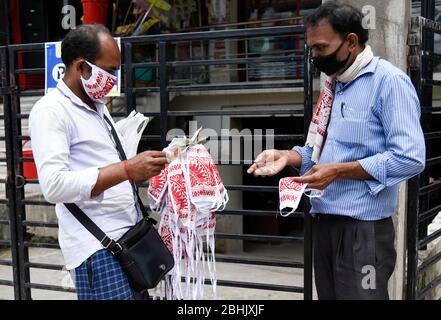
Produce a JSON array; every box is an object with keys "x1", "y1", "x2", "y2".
[{"x1": 313, "y1": 214, "x2": 396, "y2": 300}]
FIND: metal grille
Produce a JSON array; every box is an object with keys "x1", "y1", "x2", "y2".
[
  {"x1": 407, "y1": 13, "x2": 441, "y2": 300},
  {"x1": 0, "y1": 25, "x2": 314, "y2": 300}
]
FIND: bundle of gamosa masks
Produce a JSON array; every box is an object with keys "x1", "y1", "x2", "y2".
[{"x1": 148, "y1": 129, "x2": 228, "y2": 300}]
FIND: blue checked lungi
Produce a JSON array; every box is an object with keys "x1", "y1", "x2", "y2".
[{"x1": 73, "y1": 249, "x2": 135, "y2": 300}]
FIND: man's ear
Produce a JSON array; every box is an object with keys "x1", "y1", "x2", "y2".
[
  {"x1": 73, "y1": 59, "x2": 85, "y2": 74},
  {"x1": 347, "y1": 33, "x2": 359, "y2": 51}
]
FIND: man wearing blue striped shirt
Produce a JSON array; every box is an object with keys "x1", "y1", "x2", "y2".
[{"x1": 248, "y1": 1, "x2": 426, "y2": 300}]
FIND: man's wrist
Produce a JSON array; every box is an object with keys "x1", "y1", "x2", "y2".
[
  {"x1": 333, "y1": 163, "x2": 345, "y2": 179},
  {"x1": 283, "y1": 150, "x2": 301, "y2": 168},
  {"x1": 122, "y1": 160, "x2": 133, "y2": 181}
]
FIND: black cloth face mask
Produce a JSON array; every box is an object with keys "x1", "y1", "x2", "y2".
[{"x1": 311, "y1": 38, "x2": 351, "y2": 76}]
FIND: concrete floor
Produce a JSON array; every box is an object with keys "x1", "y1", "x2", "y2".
[{"x1": 0, "y1": 243, "x2": 312, "y2": 300}]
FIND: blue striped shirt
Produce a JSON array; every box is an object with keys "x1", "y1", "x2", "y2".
[{"x1": 293, "y1": 57, "x2": 426, "y2": 221}]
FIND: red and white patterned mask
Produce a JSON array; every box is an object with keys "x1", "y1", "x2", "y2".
[
  {"x1": 81, "y1": 60, "x2": 116, "y2": 102},
  {"x1": 279, "y1": 178, "x2": 323, "y2": 217}
]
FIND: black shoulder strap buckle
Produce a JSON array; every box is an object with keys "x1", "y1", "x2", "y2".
[{"x1": 101, "y1": 236, "x2": 122, "y2": 255}]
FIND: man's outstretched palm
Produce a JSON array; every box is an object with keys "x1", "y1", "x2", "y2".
[{"x1": 247, "y1": 149, "x2": 288, "y2": 177}]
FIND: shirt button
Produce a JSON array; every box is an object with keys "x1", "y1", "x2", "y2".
[{"x1": 339, "y1": 91, "x2": 344, "y2": 95}]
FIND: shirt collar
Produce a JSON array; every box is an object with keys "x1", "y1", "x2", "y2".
[
  {"x1": 56, "y1": 79, "x2": 105, "y2": 117},
  {"x1": 356, "y1": 56, "x2": 379, "y2": 78},
  {"x1": 337, "y1": 56, "x2": 379, "y2": 87}
]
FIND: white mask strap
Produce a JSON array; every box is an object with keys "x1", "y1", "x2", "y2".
[
  {"x1": 303, "y1": 188, "x2": 323, "y2": 199},
  {"x1": 84, "y1": 60, "x2": 116, "y2": 79}
]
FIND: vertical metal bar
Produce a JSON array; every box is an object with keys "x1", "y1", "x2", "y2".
[
  {"x1": 406, "y1": 176, "x2": 420, "y2": 300},
  {"x1": 419, "y1": 1, "x2": 434, "y2": 248},
  {"x1": 1, "y1": 46, "x2": 21, "y2": 300},
  {"x1": 8, "y1": 47, "x2": 31, "y2": 300},
  {"x1": 159, "y1": 41, "x2": 168, "y2": 149},
  {"x1": 406, "y1": 16, "x2": 424, "y2": 300},
  {"x1": 158, "y1": 41, "x2": 169, "y2": 294},
  {"x1": 124, "y1": 42, "x2": 135, "y2": 114},
  {"x1": 302, "y1": 34, "x2": 313, "y2": 301},
  {"x1": 2, "y1": 0, "x2": 10, "y2": 45},
  {"x1": 245, "y1": 37, "x2": 249, "y2": 81},
  {"x1": 421, "y1": 0, "x2": 435, "y2": 20},
  {"x1": 190, "y1": 40, "x2": 193, "y2": 84}
]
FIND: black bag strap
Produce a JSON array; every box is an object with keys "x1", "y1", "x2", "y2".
[
  {"x1": 103, "y1": 114, "x2": 128, "y2": 161},
  {"x1": 63, "y1": 113, "x2": 155, "y2": 255},
  {"x1": 64, "y1": 203, "x2": 122, "y2": 255}
]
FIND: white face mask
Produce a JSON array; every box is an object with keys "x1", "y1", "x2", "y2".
[{"x1": 81, "y1": 60, "x2": 117, "y2": 102}]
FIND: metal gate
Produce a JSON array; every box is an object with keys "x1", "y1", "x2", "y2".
[
  {"x1": 407, "y1": 13, "x2": 441, "y2": 299},
  {"x1": 0, "y1": 25, "x2": 314, "y2": 300}
]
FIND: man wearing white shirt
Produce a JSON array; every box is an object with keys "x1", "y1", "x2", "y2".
[{"x1": 29, "y1": 24, "x2": 167, "y2": 300}]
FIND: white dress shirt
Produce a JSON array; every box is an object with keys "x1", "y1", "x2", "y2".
[{"x1": 29, "y1": 80, "x2": 139, "y2": 270}]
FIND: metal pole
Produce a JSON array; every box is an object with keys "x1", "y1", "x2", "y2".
[
  {"x1": 421, "y1": 0, "x2": 435, "y2": 20},
  {"x1": 406, "y1": 176, "x2": 420, "y2": 300},
  {"x1": 419, "y1": 0, "x2": 434, "y2": 249},
  {"x1": 159, "y1": 41, "x2": 168, "y2": 149},
  {"x1": 124, "y1": 42, "x2": 135, "y2": 114},
  {"x1": 7, "y1": 47, "x2": 31, "y2": 300},
  {"x1": 1, "y1": 0, "x2": 10, "y2": 45},
  {"x1": 1, "y1": 46, "x2": 21, "y2": 300},
  {"x1": 302, "y1": 34, "x2": 313, "y2": 301},
  {"x1": 406, "y1": 16, "x2": 426, "y2": 300}
]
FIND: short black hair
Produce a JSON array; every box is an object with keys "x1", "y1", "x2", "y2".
[
  {"x1": 306, "y1": 0, "x2": 369, "y2": 45},
  {"x1": 61, "y1": 24, "x2": 111, "y2": 67}
]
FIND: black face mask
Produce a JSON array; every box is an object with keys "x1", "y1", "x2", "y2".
[{"x1": 311, "y1": 39, "x2": 351, "y2": 76}]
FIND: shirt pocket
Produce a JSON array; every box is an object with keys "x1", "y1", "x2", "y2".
[
  {"x1": 334, "y1": 118, "x2": 370, "y2": 147},
  {"x1": 339, "y1": 102, "x2": 371, "y2": 121}
]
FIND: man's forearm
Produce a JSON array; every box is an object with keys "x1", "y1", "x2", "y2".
[
  {"x1": 91, "y1": 162, "x2": 127, "y2": 197},
  {"x1": 334, "y1": 161, "x2": 373, "y2": 180}
]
